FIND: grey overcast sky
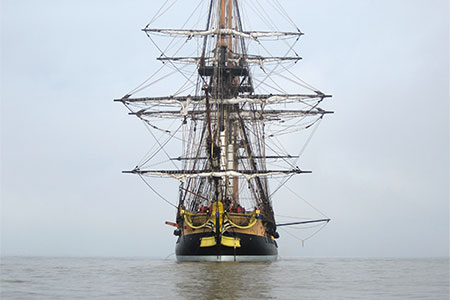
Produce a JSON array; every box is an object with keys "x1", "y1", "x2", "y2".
[{"x1": 1, "y1": 0, "x2": 449, "y2": 258}]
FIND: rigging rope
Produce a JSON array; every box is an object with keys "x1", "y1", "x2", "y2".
[
  {"x1": 139, "y1": 122, "x2": 183, "y2": 168},
  {"x1": 269, "y1": 174, "x2": 294, "y2": 198},
  {"x1": 146, "y1": 0, "x2": 179, "y2": 28},
  {"x1": 283, "y1": 183, "x2": 329, "y2": 219},
  {"x1": 294, "y1": 118, "x2": 322, "y2": 166},
  {"x1": 243, "y1": 124, "x2": 296, "y2": 169},
  {"x1": 138, "y1": 174, "x2": 177, "y2": 209},
  {"x1": 272, "y1": 0, "x2": 300, "y2": 30},
  {"x1": 126, "y1": 64, "x2": 166, "y2": 96},
  {"x1": 146, "y1": 34, "x2": 198, "y2": 88},
  {"x1": 279, "y1": 221, "x2": 329, "y2": 245},
  {"x1": 142, "y1": 121, "x2": 180, "y2": 170}
]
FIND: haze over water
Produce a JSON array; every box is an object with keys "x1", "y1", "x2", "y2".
[{"x1": 1, "y1": 257, "x2": 448, "y2": 299}]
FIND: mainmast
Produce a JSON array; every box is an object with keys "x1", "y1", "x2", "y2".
[
  {"x1": 216, "y1": 0, "x2": 236, "y2": 208},
  {"x1": 209, "y1": 0, "x2": 276, "y2": 228}
]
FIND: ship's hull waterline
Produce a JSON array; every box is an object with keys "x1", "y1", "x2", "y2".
[
  {"x1": 175, "y1": 232, "x2": 278, "y2": 262},
  {"x1": 176, "y1": 255, "x2": 277, "y2": 262}
]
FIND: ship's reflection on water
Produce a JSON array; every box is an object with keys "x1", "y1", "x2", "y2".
[{"x1": 173, "y1": 261, "x2": 276, "y2": 300}]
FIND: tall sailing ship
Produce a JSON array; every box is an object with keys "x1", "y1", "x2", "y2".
[{"x1": 116, "y1": 0, "x2": 332, "y2": 261}]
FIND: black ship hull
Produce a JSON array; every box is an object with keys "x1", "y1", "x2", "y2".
[{"x1": 175, "y1": 232, "x2": 278, "y2": 262}]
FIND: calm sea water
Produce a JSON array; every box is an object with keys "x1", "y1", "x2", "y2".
[{"x1": 1, "y1": 257, "x2": 448, "y2": 299}]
